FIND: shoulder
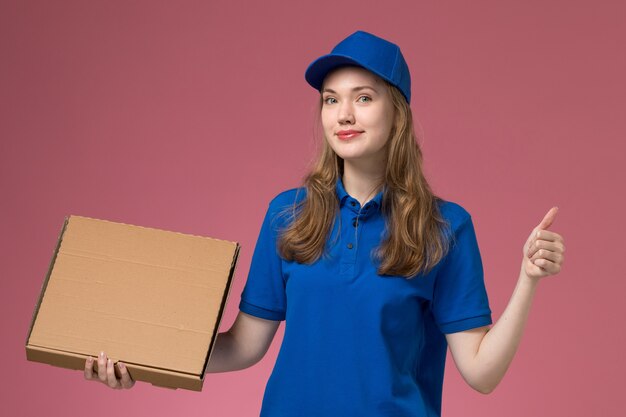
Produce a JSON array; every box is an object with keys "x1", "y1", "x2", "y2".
[
  {"x1": 437, "y1": 199, "x2": 474, "y2": 234},
  {"x1": 268, "y1": 187, "x2": 307, "y2": 211},
  {"x1": 263, "y1": 187, "x2": 307, "y2": 227}
]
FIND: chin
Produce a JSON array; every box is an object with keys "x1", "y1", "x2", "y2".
[
  {"x1": 337, "y1": 154, "x2": 375, "y2": 163},
  {"x1": 329, "y1": 145, "x2": 363, "y2": 159}
]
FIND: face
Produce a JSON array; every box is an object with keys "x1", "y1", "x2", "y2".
[{"x1": 320, "y1": 66, "x2": 395, "y2": 168}]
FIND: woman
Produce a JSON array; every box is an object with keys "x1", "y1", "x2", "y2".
[{"x1": 85, "y1": 31, "x2": 565, "y2": 417}]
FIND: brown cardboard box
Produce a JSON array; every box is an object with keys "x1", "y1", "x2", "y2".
[{"x1": 26, "y1": 215, "x2": 240, "y2": 391}]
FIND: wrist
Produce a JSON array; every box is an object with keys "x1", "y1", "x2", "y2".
[{"x1": 519, "y1": 264, "x2": 541, "y2": 290}]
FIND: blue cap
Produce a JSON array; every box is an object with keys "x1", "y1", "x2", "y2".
[{"x1": 305, "y1": 31, "x2": 411, "y2": 103}]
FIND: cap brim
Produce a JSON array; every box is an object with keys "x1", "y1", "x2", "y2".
[{"x1": 305, "y1": 54, "x2": 369, "y2": 91}]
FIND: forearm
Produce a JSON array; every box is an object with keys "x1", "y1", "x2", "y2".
[
  {"x1": 466, "y1": 263, "x2": 539, "y2": 393},
  {"x1": 205, "y1": 331, "x2": 257, "y2": 373},
  {"x1": 452, "y1": 208, "x2": 564, "y2": 394}
]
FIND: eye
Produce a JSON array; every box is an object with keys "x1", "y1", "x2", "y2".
[
  {"x1": 357, "y1": 95, "x2": 372, "y2": 103},
  {"x1": 323, "y1": 97, "x2": 337, "y2": 105}
]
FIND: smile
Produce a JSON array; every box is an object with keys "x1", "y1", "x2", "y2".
[{"x1": 337, "y1": 130, "x2": 363, "y2": 140}]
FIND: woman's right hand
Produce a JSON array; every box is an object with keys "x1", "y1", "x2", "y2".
[{"x1": 84, "y1": 351, "x2": 135, "y2": 389}]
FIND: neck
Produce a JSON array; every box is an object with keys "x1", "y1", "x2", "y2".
[{"x1": 342, "y1": 159, "x2": 385, "y2": 206}]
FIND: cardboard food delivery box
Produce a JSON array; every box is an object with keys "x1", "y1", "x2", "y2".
[{"x1": 26, "y1": 215, "x2": 240, "y2": 391}]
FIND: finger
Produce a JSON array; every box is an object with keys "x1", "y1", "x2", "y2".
[
  {"x1": 532, "y1": 257, "x2": 562, "y2": 275},
  {"x1": 529, "y1": 247, "x2": 563, "y2": 264},
  {"x1": 117, "y1": 362, "x2": 135, "y2": 389},
  {"x1": 527, "y1": 240, "x2": 562, "y2": 259},
  {"x1": 106, "y1": 358, "x2": 120, "y2": 389},
  {"x1": 526, "y1": 231, "x2": 565, "y2": 259},
  {"x1": 84, "y1": 357, "x2": 95, "y2": 380},
  {"x1": 536, "y1": 206, "x2": 559, "y2": 230},
  {"x1": 97, "y1": 351, "x2": 107, "y2": 382},
  {"x1": 535, "y1": 230, "x2": 563, "y2": 243}
]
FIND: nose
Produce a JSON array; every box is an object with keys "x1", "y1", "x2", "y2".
[{"x1": 338, "y1": 101, "x2": 355, "y2": 124}]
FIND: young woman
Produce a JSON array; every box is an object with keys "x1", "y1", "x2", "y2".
[{"x1": 85, "y1": 31, "x2": 565, "y2": 417}]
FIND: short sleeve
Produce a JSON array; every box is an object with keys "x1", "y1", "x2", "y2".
[
  {"x1": 432, "y1": 215, "x2": 492, "y2": 334},
  {"x1": 239, "y1": 202, "x2": 288, "y2": 321}
]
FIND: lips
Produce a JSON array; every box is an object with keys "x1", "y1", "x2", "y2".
[{"x1": 336, "y1": 130, "x2": 363, "y2": 140}]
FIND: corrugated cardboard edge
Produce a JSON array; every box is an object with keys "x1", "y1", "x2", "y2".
[
  {"x1": 25, "y1": 346, "x2": 202, "y2": 391},
  {"x1": 25, "y1": 216, "x2": 69, "y2": 347},
  {"x1": 26, "y1": 215, "x2": 241, "y2": 392},
  {"x1": 202, "y1": 243, "x2": 241, "y2": 377}
]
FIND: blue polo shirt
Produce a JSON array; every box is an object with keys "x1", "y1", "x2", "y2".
[{"x1": 239, "y1": 179, "x2": 492, "y2": 417}]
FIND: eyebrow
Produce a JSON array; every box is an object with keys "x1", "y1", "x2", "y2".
[{"x1": 322, "y1": 86, "x2": 379, "y2": 94}]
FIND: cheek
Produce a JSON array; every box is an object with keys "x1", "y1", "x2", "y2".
[
  {"x1": 380, "y1": 110, "x2": 395, "y2": 138},
  {"x1": 320, "y1": 111, "x2": 334, "y2": 134},
  {"x1": 371, "y1": 111, "x2": 394, "y2": 139}
]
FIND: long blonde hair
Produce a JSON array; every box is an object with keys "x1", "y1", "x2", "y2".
[{"x1": 277, "y1": 80, "x2": 452, "y2": 278}]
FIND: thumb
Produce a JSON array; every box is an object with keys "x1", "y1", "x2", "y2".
[{"x1": 536, "y1": 206, "x2": 559, "y2": 231}]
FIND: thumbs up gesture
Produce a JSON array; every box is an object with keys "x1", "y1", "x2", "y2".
[{"x1": 522, "y1": 207, "x2": 566, "y2": 280}]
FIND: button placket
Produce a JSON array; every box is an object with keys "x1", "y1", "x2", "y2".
[
  {"x1": 349, "y1": 203, "x2": 368, "y2": 258},
  {"x1": 339, "y1": 204, "x2": 359, "y2": 276}
]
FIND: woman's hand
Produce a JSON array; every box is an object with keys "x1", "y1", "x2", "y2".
[
  {"x1": 84, "y1": 351, "x2": 135, "y2": 389},
  {"x1": 522, "y1": 206, "x2": 566, "y2": 280}
]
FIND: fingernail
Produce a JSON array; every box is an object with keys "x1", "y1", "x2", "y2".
[
  {"x1": 87, "y1": 357, "x2": 93, "y2": 363},
  {"x1": 107, "y1": 358, "x2": 112, "y2": 365},
  {"x1": 100, "y1": 351, "x2": 104, "y2": 358},
  {"x1": 119, "y1": 362, "x2": 125, "y2": 369}
]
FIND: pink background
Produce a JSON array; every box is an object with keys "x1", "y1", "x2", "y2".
[{"x1": 2, "y1": 0, "x2": 624, "y2": 415}]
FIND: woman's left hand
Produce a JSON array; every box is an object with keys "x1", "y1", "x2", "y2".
[{"x1": 522, "y1": 207, "x2": 566, "y2": 280}]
